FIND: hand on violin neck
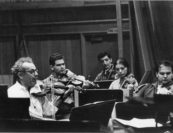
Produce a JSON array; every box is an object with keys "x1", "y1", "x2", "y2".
[
  {"x1": 82, "y1": 80, "x2": 93, "y2": 89},
  {"x1": 67, "y1": 84, "x2": 76, "y2": 92},
  {"x1": 67, "y1": 84, "x2": 83, "y2": 92}
]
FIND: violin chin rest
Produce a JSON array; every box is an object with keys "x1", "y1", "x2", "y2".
[{"x1": 71, "y1": 81, "x2": 83, "y2": 86}]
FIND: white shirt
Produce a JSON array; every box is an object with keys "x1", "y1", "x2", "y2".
[
  {"x1": 157, "y1": 85, "x2": 172, "y2": 95},
  {"x1": 109, "y1": 78, "x2": 121, "y2": 90},
  {"x1": 109, "y1": 78, "x2": 138, "y2": 102},
  {"x1": 7, "y1": 81, "x2": 43, "y2": 118},
  {"x1": 8, "y1": 81, "x2": 30, "y2": 98},
  {"x1": 29, "y1": 82, "x2": 44, "y2": 118}
]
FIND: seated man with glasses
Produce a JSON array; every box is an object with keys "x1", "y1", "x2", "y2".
[
  {"x1": 8, "y1": 57, "x2": 38, "y2": 98},
  {"x1": 8, "y1": 57, "x2": 57, "y2": 119}
]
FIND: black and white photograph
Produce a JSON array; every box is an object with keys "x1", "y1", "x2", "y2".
[{"x1": 0, "y1": 0, "x2": 173, "y2": 133}]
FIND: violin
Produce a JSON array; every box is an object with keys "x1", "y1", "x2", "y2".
[
  {"x1": 39, "y1": 81, "x2": 71, "y2": 97},
  {"x1": 34, "y1": 73, "x2": 97, "y2": 98},
  {"x1": 41, "y1": 82, "x2": 69, "y2": 90},
  {"x1": 46, "y1": 74, "x2": 83, "y2": 87},
  {"x1": 39, "y1": 78, "x2": 84, "y2": 97},
  {"x1": 56, "y1": 74, "x2": 97, "y2": 89}
]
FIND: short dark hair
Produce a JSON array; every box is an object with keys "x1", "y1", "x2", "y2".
[
  {"x1": 155, "y1": 60, "x2": 173, "y2": 73},
  {"x1": 49, "y1": 53, "x2": 64, "y2": 66},
  {"x1": 97, "y1": 52, "x2": 111, "y2": 61}
]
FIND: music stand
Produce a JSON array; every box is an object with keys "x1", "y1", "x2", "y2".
[
  {"x1": 0, "y1": 84, "x2": 8, "y2": 100},
  {"x1": 0, "y1": 98, "x2": 30, "y2": 119},
  {"x1": 154, "y1": 94, "x2": 173, "y2": 126},
  {"x1": 70, "y1": 99, "x2": 117, "y2": 125},
  {"x1": 74, "y1": 89, "x2": 123, "y2": 107},
  {"x1": 93, "y1": 80, "x2": 113, "y2": 89},
  {"x1": 6, "y1": 98, "x2": 30, "y2": 119}
]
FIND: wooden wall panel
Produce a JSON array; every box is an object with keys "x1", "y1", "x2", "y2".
[
  {"x1": 85, "y1": 34, "x2": 118, "y2": 80},
  {"x1": 0, "y1": 75, "x2": 13, "y2": 87},
  {"x1": 151, "y1": 1, "x2": 173, "y2": 62},
  {"x1": 0, "y1": 3, "x2": 132, "y2": 82},
  {"x1": 0, "y1": 38, "x2": 16, "y2": 75},
  {"x1": 25, "y1": 35, "x2": 81, "y2": 79}
]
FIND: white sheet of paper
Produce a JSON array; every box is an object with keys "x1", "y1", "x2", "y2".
[{"x1": 113, "y1": 118, "x2": 163, "y2": 128}]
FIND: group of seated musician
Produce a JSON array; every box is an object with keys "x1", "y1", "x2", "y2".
[
  {"x1": 4, "y1": 51, "x2": 173, "y2": 132},
  {"x1": 94, "y1": 53, "x2": 138, "y2": 101},
  {"x1": 108, "y1": 60, "x2": 173, "y2": 131},
  {"x1": 7, "y1": 53, "x2": 94, "y2": 120}
]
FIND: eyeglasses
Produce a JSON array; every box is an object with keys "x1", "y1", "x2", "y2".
[{"x1": 25, "y1": 69, "x2": 38, "y2": 74}]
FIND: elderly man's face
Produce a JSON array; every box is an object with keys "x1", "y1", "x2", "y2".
[
  {"x1": 21, "y1": 62, "x2": 38, "y2": 88},
  {"x1": 156, "y1": 64, "x2": 173, "y2": 85}
]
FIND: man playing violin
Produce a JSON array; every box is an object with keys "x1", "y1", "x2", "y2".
[{"x1": 43, "y1": 53, "x2": 84, "y2": 119}]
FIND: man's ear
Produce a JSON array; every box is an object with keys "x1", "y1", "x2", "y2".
[
  {"x1": 171, "y1": 73, "x2": 173, "y2": 79},
  {"x1": 156, "y1": 72, "x2": 158, "y2": 79},
  {"x1": 50, "y1": 65, "x2": 54, "y2": 71},
  {"x1": 17, "y1": 72, "x2": 24, "y2": 80}
]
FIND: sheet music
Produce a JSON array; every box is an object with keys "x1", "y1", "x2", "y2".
[{"x1": 113, "y1": 118, "x2": 163, "y2": 128}]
